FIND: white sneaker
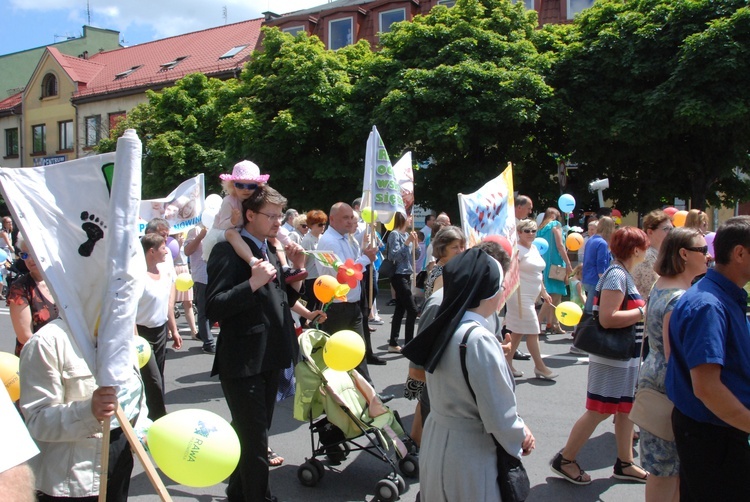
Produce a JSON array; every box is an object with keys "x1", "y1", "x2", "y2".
[
  {"x1": 388, "y1": 345, "x2": 402, "y2": 353},
  {"x1": 369, "y1": 318, "x2": 385, "y2": 325}
]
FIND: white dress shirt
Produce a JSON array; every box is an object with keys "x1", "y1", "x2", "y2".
[{"x1": 317, "y1": 226, "x2": 372, "y2": 303}]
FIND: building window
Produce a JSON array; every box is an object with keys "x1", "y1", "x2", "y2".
[
  {"x1": 515, "y1": 0, "x2": 534, "y2": 9},
  {"x1": 109, "y1": 112, "x2": 126, "y2": 132},
  {"x1": 41, "y1": 73, "x2": 58, "y2": 98},
  {"x1": 567, "y1": 0, "x2": 595, "y2": 18},
  {"x1": 85, "y1": 115, "x2": 101, "y2": 147},
  {"x1": 159, "y1": 56, "x2": 188, "y2": 71},
  {"x1": 437, "y1": 0, "x2": 456, "y2": 7},
  {"x1": 32, "y1": 124, "x2": 46, "y2": 154},
  {"x1": 114, "y1": 65, "x2": 142, "y2": 80},
  {"x1": 4, "y1": 128, "x2": 18, "y2": 157},
  {"x1": 379, "y1": 8, "x2": 406, "y2": 34},
  {"x1": 59, "y1": 121, "x2": 74, "y2": 151},
  {"x1": 219, "y1": 46, "x2": 247, "y2": 59},
  {"x1": 283, "y1": 26, "x2": 305, "y2": 36},
  {"x1": 329, "y1": 18, "x2": 353, "y2": 50}
]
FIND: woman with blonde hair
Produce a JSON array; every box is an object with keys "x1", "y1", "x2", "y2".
[
  {"x1": 632, "y1": 210, "x2": 673, "y2": 299},
  {"x1": 684, "y1": 209, "x2": 709, "y2": 235},
  {"x1": 504, "y1": 219, "x2": 558, "y2": 379},
  {"x1": 537, "y1": 208, "x2": 574, "y2": 333}
]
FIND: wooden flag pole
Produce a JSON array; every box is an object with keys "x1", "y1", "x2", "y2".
[
  {"x1": 98, "y1": 417, "x2": 111, "y2": 502},
  {"x1": 114, "y1": 404, "x2": 172, "y2": 501}
]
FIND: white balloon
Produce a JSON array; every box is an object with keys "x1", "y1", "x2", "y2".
[
  {"x1": 201, "y1": 209, "x2": 217, "y2": 229},
  {"x1": 536, "y1": 213, "x2": 544, "y2": 226},
  {"x1": 205, "y1": 194, "x2": 223, "y2": 212}
]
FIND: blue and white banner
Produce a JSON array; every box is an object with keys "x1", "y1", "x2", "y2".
[{"x1": 139, "y1": 174, "x2": 205, "y2": 235}]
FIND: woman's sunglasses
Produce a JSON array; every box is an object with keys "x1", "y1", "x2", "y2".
[
  {"x1": 684, "y1": 245, "x2": 709, "y2": 255},
  {"x1": 522, "y1": 229, "x2": 537, "y2": 234},
  {"x1": 234, "y1": 182, "x2": 258, "y2": 191}
]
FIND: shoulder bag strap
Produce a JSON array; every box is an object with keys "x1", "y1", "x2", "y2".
[{"x1": 458, "y1": 324, "x2": 480, "y2": 403}]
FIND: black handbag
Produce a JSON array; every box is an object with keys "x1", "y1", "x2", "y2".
[
  {"x1": 572, "y1": 266, "x2": 637, "y2": 360},
  {"x1": 415, "y1": 270, "x2": 428, "y2": 289},
  {"x1": 379, "y1": 236, "x2": 396, "y2": 278},
  {"x1": 460, "y1": 325, "x2": 531, "y2": 502}
]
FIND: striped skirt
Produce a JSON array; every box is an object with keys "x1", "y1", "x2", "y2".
[{"x1": 585, "y1": 355, "x2": 640, "y2": 414}]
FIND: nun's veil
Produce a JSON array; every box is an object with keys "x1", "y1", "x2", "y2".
[{"x1": 402, "y1": 247, "x2": 502, "y2": 373}]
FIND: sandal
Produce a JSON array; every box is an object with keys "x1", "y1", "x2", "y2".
[
  {"x1": 268, "y1": 447, "x2": 284, "y2": 467},
  {"x1": 550, "y1": 452, "x2": 591, "y2": 485},
  {"x1": 613, "y1": 458, "x2": 649, "y2": 483}
]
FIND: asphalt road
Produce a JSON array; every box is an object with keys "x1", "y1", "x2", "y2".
[{"x1": 1, "y1": 289, "x2": 649, "y2": 501}]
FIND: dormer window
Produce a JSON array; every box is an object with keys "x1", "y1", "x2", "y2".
[
  {"x1": 219, "y1": 46, "x2": 247, "y2": 59},
  {"x1": 114, "y1": 65, "x2": 143, "y2": 80},
  {"x1": 41, "y1": 73, "x2": 58, "y2": 98},
  {"x1": 159, "y1": 56, "x2": 188, "y2": 71}
]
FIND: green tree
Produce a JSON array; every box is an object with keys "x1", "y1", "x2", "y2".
[
  {"x1": 221, "y1": 28, "x2": 376, "y2": 209},
  {"x1": 99, "y1": 73, "x2": 235, "y2": 197},
  {"x1": 554, "y1": 0, "x2": 750, "y2": 213},
  {"x1": 359, "y1": 0, "x2": 563, "y2": 214}
]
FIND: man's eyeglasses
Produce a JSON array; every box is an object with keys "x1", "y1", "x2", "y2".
[
  {"x1": 685, "y1": 245, "x2": 709, "y2": 255},
  {"x1": 256, "y1": 211, "x2": 284, "y2": 222},
  {"x1": 522, "y1": 229, "x2": 537, "y2": 234},
  {"x1": 19, "y1": 252, "x2": 29, "y2": 260},
  {"x1": 234, "y1": 182, "x2": 258, "y2": 191}
]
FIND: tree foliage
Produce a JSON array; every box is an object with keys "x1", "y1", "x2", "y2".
[
  {"x1": 99, "y1": 73, "x2": 235, "y2": 197},
  {"x1": 554, "y1": 0, "x2": 750, "y2": 212},
  {"x1": 360, "y1": 0, "x2": 563, "y2": 215}
]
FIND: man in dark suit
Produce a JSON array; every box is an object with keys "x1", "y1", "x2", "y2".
[{"x1": 206, "y1": 185, "x2": 304, "y2": 502}]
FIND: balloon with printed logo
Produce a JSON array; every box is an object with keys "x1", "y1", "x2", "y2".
[
  {"x1": 175, "y1": 273, "x2": 194, "y2": 292},
  {"x1": 532, "y1": 237, "x2": 549, "y2": 256},
  {"x1": 314, "y1": 275, "x2": 339, "y2": 304},
  {"x1": 134, "y1": 336, "x2": 152, "y2": 369},
  {"x1": 323, "y1": 330, "x2": 366, "y2": 372},
  {"x1": 0, "y1": 352, "x2": 21, "y2": 402},
  {"x1": 558, "y1": 194, "x2": 576, "y2": 214},
  {"x1": 147, "y1": 409, "x2": 240, "y2": 487},
  {"x1": 672, "y1": 210, "x2": 688, "y2": 228},
  {"x1": 360, "y1": 207, "x2": 378, "y2": 224},
  {"x1": 555, "y1": 301, "x2": 583, "y2": 326},
  {"x1": 566, "y1": 232, "x2": 584, "y2": 251}
]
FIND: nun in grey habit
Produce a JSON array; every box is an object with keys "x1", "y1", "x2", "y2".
[{"x1": 402, "y1": 247, "x2": 535, "y2": 501}]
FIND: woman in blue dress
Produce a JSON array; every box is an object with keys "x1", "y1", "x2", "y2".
[{"x1": 537, "y1": 207, "x2": 574, "y2": 333}]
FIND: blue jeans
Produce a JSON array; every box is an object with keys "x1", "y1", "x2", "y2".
[{"x1": 583, "y1": 282, "x2": 597, "y2": 314}]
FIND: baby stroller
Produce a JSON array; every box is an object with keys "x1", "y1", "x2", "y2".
[{"x1": 294, "y1": 329, "x2": 419, "y2": 502}]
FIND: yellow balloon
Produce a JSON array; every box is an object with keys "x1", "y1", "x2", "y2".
[
  {"x1": 360, "y1": 207, "x2": 378, "y2": 224},
  {"x1": 566, "y1": 233, "x2": 584, "y2": 252},
  {"x1": 385, "y1": 214, "x2": 396, "y2": 231},
  {"x1": 148, "y1": 409, "x2": 241, "y2": 488},
  {"x1": 0, "y1": 352, "x2": 20, "y2": 402},
  {"x1": 323, "y1": 330, "x2": 366, "y2": 372},
  {"x1": 134, "y1": 336, "x2": 152, "y2": 369},
  {"x1": 175, "y1": 273, "x2": 194, "y2": 292},
  {"x1": 672, "y1": 210, "x2": 688, "y2": 227},
  {"x1": 334, "y1": 284, "x2": 351, "y2": 301},
  {"x1": 555, "y1": 301, "x2": 583, "y2": 326}
]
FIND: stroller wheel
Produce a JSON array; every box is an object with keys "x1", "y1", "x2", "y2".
[
  {"x1": 399, "y1": 454, "x2": 419, "y2": 478},
  {"x1": 309, "y1": 458, "x2": 325, "y2": 479},
  {"x1": 297, "y1": 462, "x2": 320, "y2": 487},
  {"x1": 391, "y1": 473, "x2": 406, "y2": 493},
  {"x1": 375, "y1": 478, "x2": 399, "y2": 501}
]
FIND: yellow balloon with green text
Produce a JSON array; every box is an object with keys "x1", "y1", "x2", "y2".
[
  {"x1": 147, "y1": 409, "x2": 241, "y2": 487},
  {"x1": 134, "y1": 336, "x2": 152, "y2": 369},
  {"x1": 555, "y1": 301, "x2": 583, "y2": 326},
  {"x1": 323, "y1": 330, "x2": 366, "y2": 372},
  {"x1": 175, "y1": 273, "x2": 194, "y2": 292},
  {"x1": 0, "y1": 352, "x2": 20, "y2": 402}
]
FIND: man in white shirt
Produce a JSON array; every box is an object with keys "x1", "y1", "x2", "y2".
[{"x1": 317, "y1": 202, "x2": 380, "y2": 383}]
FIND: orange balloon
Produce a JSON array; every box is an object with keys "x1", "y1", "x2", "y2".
[
  {"x1": 314, "y1": 275, "x2": 339, "y2": 303},
  {"x1": 566, "y1": 233, "x2": 584, "y2": 252},
  {"x1": 672, "y1": 210, "x2": 688, "y2": 227}
]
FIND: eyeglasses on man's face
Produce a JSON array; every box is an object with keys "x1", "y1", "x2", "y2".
[{"x1": 256, "y1": 211, "x2": 284, "y2": 222}]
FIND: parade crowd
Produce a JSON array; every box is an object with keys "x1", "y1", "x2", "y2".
[{"x1": 2, "y1": 160, "x2": 749, "y2": 502}]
